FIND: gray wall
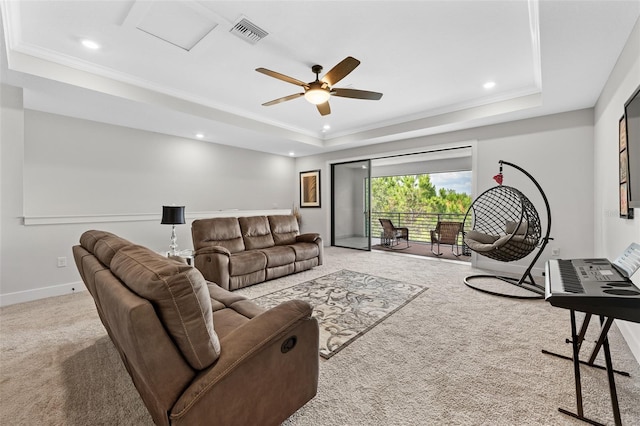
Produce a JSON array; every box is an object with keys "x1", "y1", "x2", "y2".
[
  {"x1": 23, "y1": 110, "x2": 294, "y2": 215},
  {"x1": 0, "y1": 99, "x2": 295, "y2": 304},
  {"x1": 593, "y1": 17, "x2": 640, "y2": 359},
  {"x1": 297, "y1": 109, "x2": 595, "y2": 278}
]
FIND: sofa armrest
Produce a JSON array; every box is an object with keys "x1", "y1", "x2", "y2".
[
  {"x1": 170, "y1": 300, "x2": 319, "y2": 425},
  {"x1": 296, "y1": 233, "x2": 320, "y2": 243},
  {"x1": 194, "y1": 246, "x2": 231, "y2": 290},
  {"x1": 296, "y1": 234, "x2": 323, "y2": 265}
]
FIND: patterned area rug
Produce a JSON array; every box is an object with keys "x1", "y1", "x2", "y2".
[{"x1": 252, "y1": 270, "x2": 428, "y2": 359}]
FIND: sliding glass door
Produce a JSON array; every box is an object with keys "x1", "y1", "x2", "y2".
[{"x1": 331, "y1": 159, "x2": 371, "y2": 250}]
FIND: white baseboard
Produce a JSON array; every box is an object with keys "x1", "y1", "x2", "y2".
[
  {"x1": 475, "y1": 258, "x2": 545, "y2": 278},
  {"x1": 0, "y1": 281, "x2": 87, "y2": 307}
]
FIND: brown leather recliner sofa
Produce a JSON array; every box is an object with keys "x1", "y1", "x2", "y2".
[
  {"x1": 192, "y1": 215, "x2": 323, "y2": 291},
  {"x1": 73, "y1": 230, "x2": 319, "y2": 426}
]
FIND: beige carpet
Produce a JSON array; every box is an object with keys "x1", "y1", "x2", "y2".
[{"x1": 1, "y1": 247, "x2": 639, "y2": 425}]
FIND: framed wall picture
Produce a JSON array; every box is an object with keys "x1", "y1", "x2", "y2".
[
  {"x1": 620, "y1": 182, "x2": 630, "y2": 218},
  {"x1": 619, "y1": 115, "x2": 634, "y2": 218},
  {"x1": 300, "y1": 170, "x2": 321, "y2": 208}
]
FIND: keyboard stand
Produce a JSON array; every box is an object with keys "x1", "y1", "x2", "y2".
[
  {"x1": 542, "y1": 314, "x2": 629, "y2": 377},
  {"x1": 543, "y1": 310, "x2": 624, "y2": 426}
]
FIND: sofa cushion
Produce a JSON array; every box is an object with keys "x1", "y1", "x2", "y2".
[
  {"x1": 268, "y1": 215, "x2": 300, "y2": 245},
  {"x1": 260, "y1": 245, "x2": 296, "y2": 267},
  {"x1": 465, "y1": 230, "x2": 499, "y2": 245},
  {"x1": 505, "y1": 220, "x2": 529, "y2": 235},
  {"x1": 239, "y1": 216, "x2": 275, "y2": 250},
  {"x1": 192, "y1": 217, "x2": 245, "y2": 253},
  {"x1": 111, "y1": 245, "x2": 221, "y2": 370},
  {"x1": 229, "y1": 270, "x2": 265, "y2": 290},
  {"x1": 229, "y1": 250, "x2": 267, "y2": 276}
]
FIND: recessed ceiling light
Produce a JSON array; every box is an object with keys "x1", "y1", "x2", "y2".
[
  {"x1": 81, "y1": 39, "x2": 101, "y2": 50},
  {"x1": 323, "y1": 124, "x2": 331, "y2": 131},
  {"x1": 289, "y1": 152, "x2": 295, "y2": 156},
  {"x1": 483, "y1": 81, "x2": 496, "y2": 89},
  {"x1": 195, "y1": 133, "x2": 204, "y2": 139}
]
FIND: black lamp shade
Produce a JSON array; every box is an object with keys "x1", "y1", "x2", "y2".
[{"x1": 161, "y1": 206, "x2": 186, "y2": 225}]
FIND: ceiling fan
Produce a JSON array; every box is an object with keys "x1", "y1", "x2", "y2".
[{"x1": 256, "y1": 56, "x2": 383, "y2": 116}]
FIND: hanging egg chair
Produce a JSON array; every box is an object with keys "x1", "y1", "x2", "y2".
[{"x1": 463, "y1": 160, "x2": 552, "y2": 299}]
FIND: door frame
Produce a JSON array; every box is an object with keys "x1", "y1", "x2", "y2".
[{"x1": 331, "y1": 159, "x2": 372, "y2": 250}]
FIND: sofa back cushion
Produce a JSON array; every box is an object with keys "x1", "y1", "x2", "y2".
[
  {"x1": 93, "y1": 235, "x2": 133, "y2": 267},
  {"x1": 192, "y1": 217, "x2": 245, "y2": 253},
  {"x1": 80, "y1": 229, "x2": 118, "y2": 253},
  {"x1": 239, "y1": 216, "x2": 275, "y2": 250},
  {"x1": 111, "y1": 245, "x2": 221, "y2": 370},
  {"x1": 268, "y1": 215, "x2": 300, "y2": 245}
]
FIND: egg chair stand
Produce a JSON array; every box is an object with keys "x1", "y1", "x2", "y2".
[{"x1": 463, "y1": 160, "x2": 552, "y2": 299}]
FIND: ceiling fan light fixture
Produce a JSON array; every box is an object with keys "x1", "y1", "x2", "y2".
[
  {"x1": 257, "y1": 57, "x2": 382, "y2": 115},
  {"x1": 304, "y1": 87, "x2": 330, "y2": 105}
]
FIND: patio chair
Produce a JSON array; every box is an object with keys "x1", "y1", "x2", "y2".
[
  {"x1": 430, "y1": 221, "x2": 463, "y2": 256},
  {"x1": 379, "y1": 218, "x2": 409, "y2": 248}
]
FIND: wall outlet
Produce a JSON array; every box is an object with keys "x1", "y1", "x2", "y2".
[
  {"x1": 551, "y1": 248, "x2": 560, "y2": 256},
  {"x1": 57, "y1": 256, "x2": 67, "y2": 268}
]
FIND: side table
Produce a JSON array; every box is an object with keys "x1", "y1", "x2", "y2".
[{"x1": 161, "y1": 249, "x2": 195, "y2": 266}]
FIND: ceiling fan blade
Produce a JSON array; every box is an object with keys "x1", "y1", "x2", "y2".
[
  {"x1": 331, "y1": 88, "x2": 383, "y2": 100},
  {"x1": 262, "y1": 93, "x2": 304, "y2": 106},
  {"x1": 256, "y1": 68, "x2": 308, "y2": 87},
  {"x1": 316, "y1": 101, "x2": 331, "y2": 116},
  {"x1": 321, "y1": 56, "x2": 360, "y2": 87}
]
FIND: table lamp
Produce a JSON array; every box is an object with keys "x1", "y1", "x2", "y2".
[{"x1": 161, "y1": 205, "x2": 185, "y2": 256}]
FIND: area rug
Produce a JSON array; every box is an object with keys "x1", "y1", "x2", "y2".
[{"x1": 252, "y1": 269, "x2": 428, "y2": 359}]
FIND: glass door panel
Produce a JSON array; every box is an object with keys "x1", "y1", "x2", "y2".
[{"x1": 331, "y1": 159, "x2": 371, "y2": 250}]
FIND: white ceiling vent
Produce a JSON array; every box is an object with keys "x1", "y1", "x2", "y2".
[{"x1": 229, "y1": 17, "x2": 268, "y2": 44}]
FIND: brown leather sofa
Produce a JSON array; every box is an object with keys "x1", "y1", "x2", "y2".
[
  {"x1": 192, "y1": 215, "x2": 323, "y2": 290},
  {"x1": 73, "y1": 230, "x2": 319, "y2": 426}
]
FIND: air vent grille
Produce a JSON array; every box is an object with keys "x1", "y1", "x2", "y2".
[{"x1": 229, "y1": 17, "x2": 268, "y2": 44}]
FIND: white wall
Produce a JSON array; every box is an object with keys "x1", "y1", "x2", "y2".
[
  {"x1": 23, "y1": 110, "x2": 294, "y2": 215},
  {"x1": 297, "y1": 109, "x2": 595, "y2": 279},
  {"x1": 1, "y1": 84, "x2": 25, "y2": 304},
  {"x1": 0, "y1": 92, "x2": 296, "y2": 305},
  {"x1": 593, "y1": 18, "x2": 640, "y2": 360}
]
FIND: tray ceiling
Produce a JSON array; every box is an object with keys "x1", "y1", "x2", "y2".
[{"x1": 1, "y1": 1, "x2": 639, "y2": 156}]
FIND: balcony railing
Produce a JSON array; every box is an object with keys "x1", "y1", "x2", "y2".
[{"x1": 369, "y1": 211, "x2": 470, "y2": 245}]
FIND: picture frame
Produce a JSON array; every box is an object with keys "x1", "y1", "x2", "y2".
[
  {"x1": 620, "y1": 182, "x2": 630, "y2": 218},
  {"x1": 619, "y1": 115, "x2": 627, "y2": 152},
  {"x1": 300, "y1": 169, "x2": 321, "y2": 208},
  {"x1": 619, "y1": 115, "x2": 634, "y2": 218}
]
